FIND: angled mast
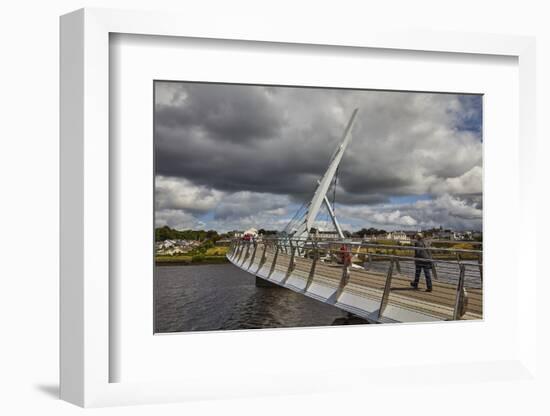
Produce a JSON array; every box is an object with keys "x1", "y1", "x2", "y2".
[
  {"x1": 322, "y1": 193, "x2": 345, "y2": 239},
  {"x1": 292, "y1": 108, "x2": 359, "y2": 239}
]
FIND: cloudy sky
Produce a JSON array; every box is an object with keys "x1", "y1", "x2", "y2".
[{"x1": 154, "y1": 81, "x2": 482, "y2": 233}]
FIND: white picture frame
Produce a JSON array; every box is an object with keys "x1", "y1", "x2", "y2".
[{"x1": 60, "y1": 8, "x2": 538, "y2": 408}]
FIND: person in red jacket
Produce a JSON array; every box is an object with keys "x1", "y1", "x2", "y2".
[{"x1": 339, "y1": 244, "x2": 352, "y2": 265}]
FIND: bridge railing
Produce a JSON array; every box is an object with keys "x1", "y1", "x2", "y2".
[
  {"x1": 256, "y1": 236, "x2": 482, "y2": 281},
  {"x1": 227, "y1": 236, "x2": 482, "y2": 321}
]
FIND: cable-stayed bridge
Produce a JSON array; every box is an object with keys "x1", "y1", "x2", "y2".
[{"x1": 227, "y1": 109, "x2": 482, "y2": 323}]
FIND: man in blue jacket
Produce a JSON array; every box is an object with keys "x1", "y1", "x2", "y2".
[{"x1": 410, "y1": 233, "x2": 433, "y2": 292}]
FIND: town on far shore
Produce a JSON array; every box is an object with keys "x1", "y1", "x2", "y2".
[{"x1": 155, "y1": 225, "x2": 482, "y2": 265}]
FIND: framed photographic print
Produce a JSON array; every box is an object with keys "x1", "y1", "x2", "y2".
[
  {"x1": 152, "y1": 80, "x2": 483, "y2": 332},
  {"x1": 60, "y1": 7, "x2": 537, "y2": 408}
]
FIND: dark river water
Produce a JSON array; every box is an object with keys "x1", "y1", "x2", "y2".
[{"x1": 155, "y1": 263, "x2": 366, "y2": 333}]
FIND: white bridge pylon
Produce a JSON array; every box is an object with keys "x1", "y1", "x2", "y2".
[{"x1": 291, "y1": 108, "x2": 359, "y2": 239}]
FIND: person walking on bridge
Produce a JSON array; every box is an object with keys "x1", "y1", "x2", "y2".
[{"x1": 410, "y1": 233, "x2": 433, "y2": 292}]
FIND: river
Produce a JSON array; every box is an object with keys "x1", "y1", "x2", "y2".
[{"x1": 154, "y1": 263, "x2": 366, "y2": 333}]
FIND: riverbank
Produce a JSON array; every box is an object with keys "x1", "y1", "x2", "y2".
[{"x1": 155, "y1": 255, "x2": 229, "y2": 266}]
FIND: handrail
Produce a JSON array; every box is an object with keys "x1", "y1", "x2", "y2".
[
  {"x1": 253, "y1": 236, "x2": 481, "y2": 254},
  {"x1": 256, "y1": 235, "x2": 482, "y2": 245},
  {"x1": 232, "y1": 238, "x2": 482, "y2": 268},
  {"x1": 364, "y1": 253, "x2": 483, "y2": 268},
  {"x1": 353, "y1": 242, "x2": 481, "y2": 255}
]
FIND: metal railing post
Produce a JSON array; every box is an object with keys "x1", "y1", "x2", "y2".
[
  {"x1": 377, "y1": 259, "x2": 395, "y2": 320},
  {"x1": 247, "y1": 240, "x2": 258, "y2": 269},
  {"x1": 283, "y1": 238, "x2": 289, "y2": 255},
  {"x1": 282, "y1": 240, "x2": 296, "y2": 284},
  {"x1": 241, "y1": 241, "x2": 251, "y2": 265},
  {"x1": 335, "y1": 246, "x2": 351, "y2": 299},
  {"x1": 257, "y1": 242, "x2": 268, "y2": 272},
  {"x1": 478, "y1": 253, "x2": 483, "y2": 283},
  {"x1": 236, "y1": 240, "x2": 245, "y2": 262},
  {"x1": 305, "y1": 244, "x2": 319, "y2": 291},
  {"x1": 393, "y1": 249, "x2": 401, "y2": 273},
  {"x1": 431, "y1": 262, "x2": 438, "y2": 280},
  {"x1": 452, "y1": 263, "x2": 467, "y2": 320},
  {"x1": 267, "y1": 243, "x2": 280, "y2": 278},
  {"x1": 428, "y1": 246, "x2": 438, "y2": 280}
]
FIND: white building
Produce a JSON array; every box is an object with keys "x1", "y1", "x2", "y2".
[{"x1": 385, "y1": 231, "x2": 411, "y2": 243}]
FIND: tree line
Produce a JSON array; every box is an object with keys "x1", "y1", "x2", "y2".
[
  {"x1": 155, "y1": 226, "x2": 225, "y2": 242},
  {"x1": 155, "y1": 225, "x2": 393, "y2": 242}
]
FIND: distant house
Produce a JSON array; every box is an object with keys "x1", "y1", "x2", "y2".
[
  {"x1": 157, "y1": 239, "x2": 176, "y2": 249},
  {"x1": 155, "y1": 238, "x2": 196, "y2": 255},
  {"x1": 385, "y1": 231, "x2": 411, "y2": 244}
]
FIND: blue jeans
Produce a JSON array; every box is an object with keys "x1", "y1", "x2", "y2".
[{"x1": 413, "y1": 263, "x2": 432, "y2": 289}]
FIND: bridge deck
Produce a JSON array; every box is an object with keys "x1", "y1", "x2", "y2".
[{"x1": 228, "y1": 243, "x2": 482, "y2": 323}]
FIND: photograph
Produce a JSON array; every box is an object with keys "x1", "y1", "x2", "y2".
[{"x1": 153, "y1": 81, "x2": 483, "y2": 333}]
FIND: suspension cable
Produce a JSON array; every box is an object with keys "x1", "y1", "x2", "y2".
[{"x1": 332, "y1": 167, "x2": 339, "y2": 217}]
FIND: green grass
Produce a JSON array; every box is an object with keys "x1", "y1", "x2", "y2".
[
  {"x1": 155, "y1": 254, "x2": 229, "y2": 265},
  {"x1": 205, "y1": 246, "x2": 229, "y2": 256}
]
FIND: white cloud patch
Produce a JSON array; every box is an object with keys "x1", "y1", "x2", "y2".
[
  {"x1": 207, "y1": 215, "x2": 291, "y2": 233},
  {"x1": 155, "y1": 209, "x2": 204, "y2": 229},
  {"x1": 155, "y1": 82, "x2": 189, "y2": 107},
  {"x1": 372, "y1": 211, "x2": 418, "y2": 227},
  {"x1": 155, "y1": 177, "x2": 294, "y2": 232},
  {"x1": 413, "y1": 194, "x2": 482, "y2": 222},
  {"x1": 430, "y1": 166, "x2": 482, "y2": 195},
  {"x1": 336, "y1": 194, "x2": 481, "y2": 231},
  {"x1": 155, "y1": 176, "x2": 224, "y2": 213}
]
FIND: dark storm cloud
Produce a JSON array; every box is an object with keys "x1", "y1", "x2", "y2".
[
  {"x1": 156, "y1": 83, "x2": 482, "y2": 203},
  {"x1": 155, "y1": 83, "x2": 352, "y2": 201},
  {"x1": 156, "y1": 82, "x2": 282, "y2": 142}
]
